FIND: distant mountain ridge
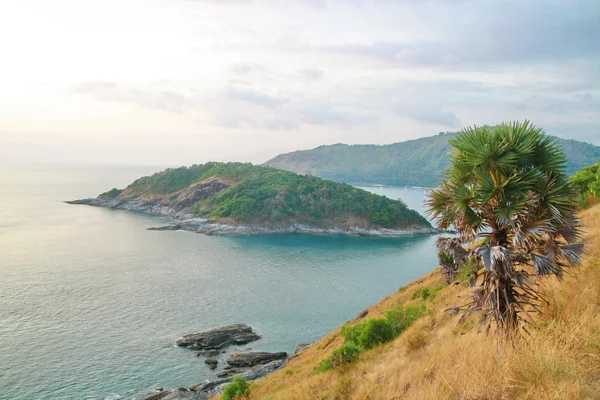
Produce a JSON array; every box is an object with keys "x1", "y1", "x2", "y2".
[{"x1": 264, "y1": 132, "x2": 600, "y2": 187}]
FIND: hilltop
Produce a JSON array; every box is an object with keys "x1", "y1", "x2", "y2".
[
  {"x1": 264, "y1": 133, "x2": 600, "y2": 187},
  {"x1": 68, "y1": 162, "x2": 433, "y2": 236},
  {"x1": 239, "y1": 203, "x2": 600, "y2": 399}
]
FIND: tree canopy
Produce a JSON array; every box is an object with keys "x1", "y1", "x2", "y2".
[{"x1": 427, "y1": 121, "x2": 583, "y2": 334}]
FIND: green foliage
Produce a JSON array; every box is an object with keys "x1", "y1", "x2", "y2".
[
  {"x1": 570, "y1": 162, "x2": 600, "y2": 208},
  {"x1": 427, "y1": 121, "x2": 583, "y2": 334},
  {"x1": 264, "y1": 132, "x2": 600, "y2": 187},
  {"x1": 101, "y1": 188, "x2": 122, "y2": 198},
  {"x1": 420, "y1": 287, "x2": 431, "y2": 300},
  {"x1": 341, "y1": 318, "x2": 397, "y2": 350},
  {"x1": 332, "y1": 342, "x2": 361, "y2": 364},
  {"x1": 110, "y1": 162, "x2": 430, "y2": 229},
  {"x1": 385, "y1": 304, "x2": 427, "y2": 333},
  {"x1": 222, "y1": 376, "x2": 250, "y2": 400},
  {"x1": 128, "y1": 163, "x2": 220, "y2": 194},
  {"x1": 316, "y1": 303, "x2": 426, "y2": 373},
  {"x1": 314, "y1": 358, "x2": 334, "y2": 374}
]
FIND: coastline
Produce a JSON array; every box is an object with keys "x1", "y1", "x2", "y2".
[{"x1": 66, "y1": 197, "x2": 439, "y2": 237}]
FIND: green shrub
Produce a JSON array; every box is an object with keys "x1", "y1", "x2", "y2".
[
  {"x1": 222, "y1": 376, "x2": 250, "y2": 400},
  {"x1": 101, "y1": 188, "x2": 122, "y2": 198},
  {"x1": 314, "y1": 358, "x2": 334, "y2": 374},
  {"x1": 320, "y1": 304, "x2": 427, "y2": 373},
  {"x1": 341, "y1": 318, "x2": 396, "y2": 350},
  {"x1": 332, "y1": 342, "x2": 361, "y2": 365},
  {"x1": 358, "y1": 318, "x2": 397, "y2": 349},
  {"x1": 385, "y1": 304, "x2": 426, "y2": 333},
  {"x1": 456, "y1": 258, "x2": 480, "y2": 282},
  {"x1": 420, "y1": 287, "x2": 431, "y2": 300}
]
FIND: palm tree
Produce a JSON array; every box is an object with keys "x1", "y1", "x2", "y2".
[{"x1": 426, "y1": 121, "x2": 583, "y2": 335}]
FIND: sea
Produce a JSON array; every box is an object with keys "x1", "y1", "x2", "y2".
[{"x1": 0, "y1": 165, "x2": 438, "y2": 400}]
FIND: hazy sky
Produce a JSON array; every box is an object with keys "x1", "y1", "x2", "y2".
[{"x1": 1, "y1": 0, "x2": 599, "y2": 166}]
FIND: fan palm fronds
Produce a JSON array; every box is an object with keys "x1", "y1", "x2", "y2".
[{"x1": 427, "y1": 121, "x2": 583, "y2": 335}]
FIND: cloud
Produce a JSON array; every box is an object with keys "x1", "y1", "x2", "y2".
[
  {"x1": 394, "y1": 104, "x2": 460, "y2": 128},
  {"x1": 229, "y1": 62, "x2": 270, "y2": 75},
  {"x1": 225, "y1": 87, "x2": 288, "y2": 108},
  {"x1": 315, "y1": 1, "x2": 600, "y2": 71},
  {"x1": 70, "y1": 82, "x2": 197, "y2": 113},
  {"x1": 296, "y1": 68, "x2": 324, "y2": 82}
]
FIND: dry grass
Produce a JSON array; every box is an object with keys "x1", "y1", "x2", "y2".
[{"x1": 235, "y1": 205, "x2": 600, "y2": 400}]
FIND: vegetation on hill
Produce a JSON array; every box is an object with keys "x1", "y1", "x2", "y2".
[
  {"x1": 100, "y1": 162, "x2": 430, "y2": 229},
  {"x1": 264, "y1": 131, "x2": 600, "y2": 187},
  {"x1": 239, "y1": 203, "x2": 600, "y2": 399},
  {"x1": 570, "y1": 162, "x2": 600, "y2": 208},
  {"x1": 427, "y1": 121, "x2": 582, "y2": 333}
]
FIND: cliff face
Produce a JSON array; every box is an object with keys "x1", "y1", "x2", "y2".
[{"x1": 68, "y1": 162, "x2": 434, "y2": 236}]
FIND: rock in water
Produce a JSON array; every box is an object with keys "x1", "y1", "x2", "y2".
[
  {"x1": 225, "y1": 352, "x2": 288, "y2": 368},
  {"x1": 204, "y1": 359, "x2": 218, "y2": 370},
  {"x1": 175, "y1": 324, "x2": 260, "y2": 350},
  {"x1": 196, "y1": 350, "x2": 224, "y2": 357},
  {"x1": 293, "y1": 343, "x2": 311, "y2": 354}
]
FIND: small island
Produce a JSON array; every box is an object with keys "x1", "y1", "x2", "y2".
[{"x1": 67, "y1": 162, "x2": 435, "y2": 236}]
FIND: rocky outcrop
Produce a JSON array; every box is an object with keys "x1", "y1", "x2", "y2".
[
  {"x1": 143, "y1": 358, "x2": 288, "y2": 400},
  {"x1": 148, "y1": 218, "x2": 439, "y2": 237},
  {"x1": 225, "y1": 352, "x2": 288, "y2": 368},
  {"x1": 196, "y1": 350, "x2": 224, "y2": 357},
  {"x1": 293, "y1": 343, "x2": 311, "y2": 355},
  {"x1": 204, "y1": 359, "x2": 218, "y2": 370},
  {"x1": 67, "y1": 196, "x2": 439, "y2": 238},
  {"x1": 175, "y1": 324, "x2": 260, "y2": 350}
]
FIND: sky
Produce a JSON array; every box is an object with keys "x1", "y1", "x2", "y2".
[{"x1": 0, "y1": 0, "x2": 599, "y2": 166}]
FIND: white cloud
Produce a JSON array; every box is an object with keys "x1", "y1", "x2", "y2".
[{"x1": 0, "y1": 0, "x2": 599, "y2": 166}]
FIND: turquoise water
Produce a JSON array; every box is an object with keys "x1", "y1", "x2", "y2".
[{"x1": 0, "y1": 167, "x2": 438, "y2": 400}]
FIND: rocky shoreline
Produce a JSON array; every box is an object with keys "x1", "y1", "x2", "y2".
[
  {"x1": 142, "y1": 324, "x2": 306, "y2": 400},
  {"x1": 66, "y1": 197, "x2": 439, "y2": 237}
]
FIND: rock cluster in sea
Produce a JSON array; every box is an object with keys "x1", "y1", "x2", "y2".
[{"x1": 142, "y1": 324, "x2": 306, "y2": 400}]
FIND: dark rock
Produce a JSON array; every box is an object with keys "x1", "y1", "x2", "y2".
[
  {"x1": 204, "y1": 359, "x2": 218, "y2": 370},
  {"x1": 226, "y1": 352, "x2": 288, "y2": 368},
  {"x1": 176, "y1": 324, "x2": 260, "y2": 350},
  {"x1": 65, "y1": 198, "x2": 94, "y2": 205},
  {"x1": 216, "y1": 368, "x2": 244, "y2": 378},
  {"x1": 293, "y1": 343, "x2": 311, "y2": 354},
  {"x1": 148, "y1": 224, "x2": 182, "y2": 231},
  {"x1": 143, "y1": 390, "x2": 170, "y2": 400},
  {"x1": 196, "y1": 350, "x2": 224, "y2": 357}
]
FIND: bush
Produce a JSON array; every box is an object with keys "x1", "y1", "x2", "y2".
[
  {"x1": 332, "y1": 342, "x2": 361, "y2": 365},
  {"x1": 386, "y1": 304, "x2": 426, "y2": 333},
  {"x1": 222, "y1": 376, "x2": 250, "y2": 400},
  {"x1": 319, "y1": 304, "x2": 428, "y2": 373},
  {"x1": 420, "y1": 287, "x2": 431, "y2": 300},
  {"x1": 341, "y1": 318, "x2": 397, "y2": 350},
  {"x1": 314, "y1": 358, "x2": 334, "y2": 374}
]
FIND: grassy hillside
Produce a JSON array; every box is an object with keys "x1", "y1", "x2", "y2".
[
  {"x1": 101, "y1": 162, "x2": 430, "y2": 230},
  {"x1": 264, "y1": 133, "x2": 600, "y2": 187},
  {"x1": 240, "y1": 204, "x2": 600, "y2": 399}
]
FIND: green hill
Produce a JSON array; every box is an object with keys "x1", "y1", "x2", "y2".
[
  {"x1": 264, "y1": 133, "x2": 600, "y2": 187},
  {"x1": 86, "y1": 162, "x2": 431, "y2": 231}
]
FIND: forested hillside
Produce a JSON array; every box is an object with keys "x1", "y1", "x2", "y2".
[
  {"x1": 93, "y1": 162, "x2": 430, "y2": 230},
  {"x1": 264, "y1": 133, "x2": 600, "y2": 187}
]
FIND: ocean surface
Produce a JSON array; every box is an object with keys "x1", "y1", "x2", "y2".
[{"x1": 0, "y1": 166, "x2": 437, "y2": 400}]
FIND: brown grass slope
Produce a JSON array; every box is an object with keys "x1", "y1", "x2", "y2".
[{"x1": 242, "y1": 205, "x2": 600, "y2": 400}]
